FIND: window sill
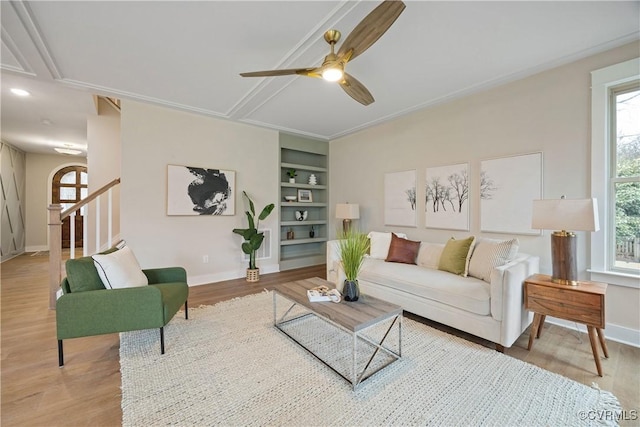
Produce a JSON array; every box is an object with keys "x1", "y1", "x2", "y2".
[{"x1": 588, "y1": 269, "x2": 640, "y2": 289}]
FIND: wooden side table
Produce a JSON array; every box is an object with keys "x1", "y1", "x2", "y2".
[{"x1": 524, "y1": 273, "x2": 608, "y2": 376}]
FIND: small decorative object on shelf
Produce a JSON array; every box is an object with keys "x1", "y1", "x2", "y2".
[
  {"x1": 286, "y1": 169, "x2": 297, "y2": 183},
  {"x1": 298, "y1": 189, "x2": 312, "y2": 202},
  {"x1": 309, "y1": 226, "x2": 315, "y2": 238},
  {"x1": 284, "y1": 196, "x2": 297, "y2": 202},
  {"x1": 295, "y1": 210, "x2": 308, "y2": 221},
  {"x1": 287, "y1": 228, "x2": 294, "y2": 240},
  {"x1": 308, "y1": 174, "x2": 317, "y2": 185}
]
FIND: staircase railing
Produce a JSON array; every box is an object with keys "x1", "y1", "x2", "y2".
[{"x1": 48, "y1": 178, "x2": 120, "y2": 309}]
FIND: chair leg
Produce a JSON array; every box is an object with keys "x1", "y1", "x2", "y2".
[
  {"x1": 185, "y1": 300, "x2": 189, "y2": 320},
  {"x1": 160, "y1": 327, "x2": 165, "y2": 355},
  {"x1": 58, "y1": 340, "x2": 64, "y2": 367}
]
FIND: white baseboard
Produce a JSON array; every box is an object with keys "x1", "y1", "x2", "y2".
[
  {"x1": 25, "y1": 245, "x2": 48, "y2": 252},
  {"x1": 188, "y1": 264, "x2": 280, "y2": 286},
  {"x1": 546, "y1": 317, "x2": 640, "y2": 348}
]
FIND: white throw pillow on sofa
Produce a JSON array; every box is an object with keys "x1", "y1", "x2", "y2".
[
  {"x1": 468, "y1": 238, "x2": 519, "y2": 282},
  {"x1": 417, "y1": 242, "x2": 445, "y2": 269},
  {"x1": 367, "y1": 231, "x2": 407, "y2": 259},
  {"x1": 92, "y1": 246, "x2": 148, "y2": 289}
]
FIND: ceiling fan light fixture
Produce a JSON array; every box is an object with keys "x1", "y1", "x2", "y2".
[{"x1": 322, "y1": 67, "x2": 343, "y2": 82}]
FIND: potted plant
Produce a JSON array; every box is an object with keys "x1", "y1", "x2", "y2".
[
  {"x1": 286, "y1": 169, "x2": 297, "y2": 183},
  {"x1": 232, "y1": 191, "x2": 274, "y2": 282},
  {"x1": 337, "y1": 229, "x2": 370, "y2": 301}
]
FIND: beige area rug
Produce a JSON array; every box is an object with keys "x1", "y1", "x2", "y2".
[{"x1": 120, "y1": 291, "x2": 620, "y2": 426}]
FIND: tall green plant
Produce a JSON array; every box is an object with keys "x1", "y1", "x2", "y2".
[
  {"x1": 232, "y1": 191, "x2": 275, "y2": 270},
  {"x1": 337, "y1": 229, "x2": 370, "y2": 281}
]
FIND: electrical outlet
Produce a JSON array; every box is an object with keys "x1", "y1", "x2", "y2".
[{"x1": 202, "y1": 255, "x2": 209, "y2": 263}]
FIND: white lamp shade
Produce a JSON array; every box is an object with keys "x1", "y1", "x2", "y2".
[
  {"x1": 335, "y1": 203, "x2": 360, "y2": 220},
  {"x1": 532, "y1": 198, "x2": 599, "y2": 232}
]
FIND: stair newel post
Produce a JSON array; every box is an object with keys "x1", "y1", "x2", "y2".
[{"x1": 48, "y1": 204, "x2": 63, "y2": 310}]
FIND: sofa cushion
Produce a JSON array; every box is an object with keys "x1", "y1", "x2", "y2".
[
  {"x1": 386, "y1": 233, "x2": 420, "y2": 264},
  {"x1": 65, "y1": 246, "x2": 119, "y2": 293},
  {"x1": 367, "y1": 231, "x2": 407, "y2": 259},
  {"x1": 438, "y1": 236, "x2": 475, "y2": 276},
  {"x1": 417, "y1": 242, "x2": 444, "y2": 269},
  {"x1": 469, "y1": 238, "x2": 519, "y2": 283},
  {"x1": 360, "y1": 258, "x2": 490, "y2": 316},
  {"x1": 92, "y1": 246, "x2": 148, "y2": 289}
]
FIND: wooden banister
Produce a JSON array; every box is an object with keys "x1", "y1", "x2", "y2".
[{"x1": 61, "y1": 178, "x2": 120, "y2": 220}]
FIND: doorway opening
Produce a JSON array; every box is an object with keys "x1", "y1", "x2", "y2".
[{"x1": 52, "y1": 165, "x2": 87, "y2": 248}]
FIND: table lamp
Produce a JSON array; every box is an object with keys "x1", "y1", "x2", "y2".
[
  {"x1": 336, "y1": 203, "x2": 360, "y2": 233},
  {"x1": 531, "y1": 197, "x2": 599, "y2": 285}
]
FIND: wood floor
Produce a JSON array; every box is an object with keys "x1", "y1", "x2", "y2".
[{"x1": 2, "y1": 252, "x2": 639, "y2": 426}]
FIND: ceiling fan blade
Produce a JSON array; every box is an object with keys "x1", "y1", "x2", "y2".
[
  {"x1": 340, "y1": 73, "x2": 374, "y2": 106},
  {"x1": 240, "y1": 68, "x2": 318, "y2": 78},
  {"x1": 337, "y1": 0, "x2": 405, "y2": 62}
]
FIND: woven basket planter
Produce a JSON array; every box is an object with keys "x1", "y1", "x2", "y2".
[{"x1": 246, "y1": 268, "x2": 260, "y2": 283}]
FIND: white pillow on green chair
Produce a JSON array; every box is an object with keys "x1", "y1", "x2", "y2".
[{"x1": 92, "y1": 246, "x2": 148, "y2": 289}]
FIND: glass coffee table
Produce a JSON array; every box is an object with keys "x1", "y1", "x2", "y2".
[{"x1": 273, "y1": 277, "x2": 403, "y2": 390}]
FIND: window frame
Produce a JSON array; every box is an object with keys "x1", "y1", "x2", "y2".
[{"x1": 590, "y1": 58, "x2": 640, "y2": 288}]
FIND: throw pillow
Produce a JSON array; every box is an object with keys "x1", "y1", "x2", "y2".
[
  {"x1": 92, "y1": 246, "x2": 148, "y2": 289},
  {"x1": 64, "y1": 245, "x2": 120, "y2": 293},
  {"x1": 468, "y1": 238, "x2": 519, "y2": 282},
  {"x1": 385, "y1": 233, "x2": 421, "y2": 264},
  {"x1": 437, "y1": 236, "x2": 476, "y2": 276},
  {"x1": 367, "y1": 231, "x2": 407, "y2": 259},
  {"x1": 416, "y1": 242, "x2": 445, "y2": 269}
]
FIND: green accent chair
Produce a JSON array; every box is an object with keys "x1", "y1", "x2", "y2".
[{"x1": 56, "y1": 258, "x2": 189, "y2": 366}]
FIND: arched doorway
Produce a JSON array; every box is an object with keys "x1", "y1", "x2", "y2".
[{"x1": 52, "y1": 165, "x2": 87, "y2": 248}]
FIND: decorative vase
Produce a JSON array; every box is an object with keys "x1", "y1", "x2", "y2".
[
  {"x1": 309, "y1": 226, "x2": 315, "y2": 238},
  {"x1": 287, "y1": 229, "x2": 294, "y2": 240},
  {"x1": 289, "y1": 177, "x2": 295, "y2": 184},
  {"x1": 246, "y1": 268, "x2": 260, "y2": 283},
  {"x1": 343, "y1": 280, "x2": 359, "y2": 302}
]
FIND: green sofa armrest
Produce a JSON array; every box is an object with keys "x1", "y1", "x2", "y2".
[
  {"x1": 56, "y1": 286, "x2": 166, "y2": 339},
  {"x1": 143, "y1": 267, "x2": 187, "y2": 285}
]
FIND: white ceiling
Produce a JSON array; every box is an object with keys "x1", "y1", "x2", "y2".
[{"x1": 1, "y1": 1, "x2": 639, "y2": 156}]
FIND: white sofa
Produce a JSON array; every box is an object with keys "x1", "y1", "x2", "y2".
[{"x1": 326, "y1": 234, "x2": 539, "y2": 350}]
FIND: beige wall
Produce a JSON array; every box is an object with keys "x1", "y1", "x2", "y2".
[
  {"x1": 24, "y1": 153, "x2": 86, "y2": 251},
  {"x1": 330, "y1": 42, "x2": 640, "y2": 342},
  {"x1": 120, "y1": 101, "x2": 279, "y2": 284},
  {"x1": 86, "y1": 98, "x2": 121, "y2": 252}
]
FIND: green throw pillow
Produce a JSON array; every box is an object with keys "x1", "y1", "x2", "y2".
[
  {"x1": 65, "y1": 246, "x2": 119, "y2": 293},
  {"x1": 438, "y1": 236, "x2": 476, "y2": 276}
]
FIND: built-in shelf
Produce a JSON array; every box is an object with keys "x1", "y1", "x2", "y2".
[
  {"x1": 281, "y1": 162, "x2": 327, "y2": 173},
  {"x1": 281, "y1": 183, "x2": 327, "y2": 190},
  {"x1": 279, "y1": 134, "x2": 329, "y2": 271},
  {"x1": 281, "y1": 237, "x2": 328, "y2": 246}
]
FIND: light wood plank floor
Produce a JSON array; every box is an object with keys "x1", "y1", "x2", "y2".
[{"x1": 2, "y1": 252, "x2": 638, "y2": 426}]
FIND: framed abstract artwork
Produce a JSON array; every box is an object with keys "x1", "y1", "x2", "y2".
[
  {"x1": 480, "y1": 152, "x2": 542, "y2": 235},
  {"x1": 425, "y1": 163, "x2": 469, "y2": 231},
  {"x1": 384, "y1": 169, "x2": 417, "y2": 227},
  {"x1": 167, "y1": 165, "x2": 235, "y2": 216}
]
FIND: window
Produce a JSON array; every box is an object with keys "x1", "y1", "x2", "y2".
[
  {"x1": 611, "y1": 86, "x2": 640, "y2": 271},
  {"x1": 591, "y1": 58, "x2": 640, "y2": 287}
]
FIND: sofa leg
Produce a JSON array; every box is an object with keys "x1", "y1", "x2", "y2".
[
  {"x1": 58, "y1": 340, "x2": 64, "y2": 367},
  {"x1": 495, "y1": 344, "x2": 505, "y2": 353},
  {"x1": 160, "y1": 327, "x2": 165, "y2": 355},
  {"x1": 185, "y1": 300, "x2": 188, "y2": 320}
]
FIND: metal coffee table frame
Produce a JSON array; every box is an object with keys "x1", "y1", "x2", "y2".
[{"x1": 273, "y1": 290, "x2": 402, "y2": 391}]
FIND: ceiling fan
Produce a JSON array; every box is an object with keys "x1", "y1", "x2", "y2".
[{"x1": 240, "y1": 0, "x2": 406, "y2": 106}]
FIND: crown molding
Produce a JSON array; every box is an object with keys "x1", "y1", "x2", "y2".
[{"x1": 1, "y1": 28, "x2": 34, "y2": 75}]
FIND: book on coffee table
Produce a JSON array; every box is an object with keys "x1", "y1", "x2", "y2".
[{"x1": 307, "y1": 289, "x2": 331, "y2": 302}]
